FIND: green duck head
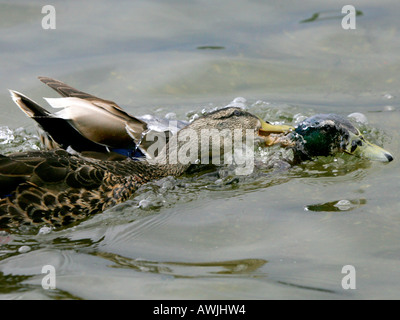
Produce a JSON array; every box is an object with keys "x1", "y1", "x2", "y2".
[{"x1": 292, "y1": 113, "x2": 393, "y2": 162}]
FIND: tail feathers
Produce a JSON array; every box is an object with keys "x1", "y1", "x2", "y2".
[
  {"x1": 9, "y1": 90, "x2": 51, "y2": 118},
  {"x1": 8, "y1": 90, "x2": 110, "y2": 153}
]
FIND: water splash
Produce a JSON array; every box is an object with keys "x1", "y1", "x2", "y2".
[{"x1": 0, "y1": 126, "x2": 40, "y2": 154}]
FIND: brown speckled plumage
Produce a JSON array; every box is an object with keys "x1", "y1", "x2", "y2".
[{"x1": 0, "y1": 149, "x2": 179, "y2": 229}]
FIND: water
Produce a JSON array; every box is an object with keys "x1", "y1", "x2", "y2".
[{"x1": 0, "y1": 0, "x2": 399, "y2": 300}]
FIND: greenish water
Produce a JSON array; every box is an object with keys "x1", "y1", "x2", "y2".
[{"x1": 0, "y1": 0, "x2": 399, "y2": 300}]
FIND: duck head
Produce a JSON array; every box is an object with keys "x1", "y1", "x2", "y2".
[
  {"x1": 292, "y1": 113, "x2": 393, "y2": 162},
  {"x1": 151, "y1": 107, "x2": 294, "y2": 168}
]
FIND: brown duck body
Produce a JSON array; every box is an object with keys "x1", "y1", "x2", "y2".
[
  {"x1": 3, "y1": 77, "x2": 294, "y2": 230},
  {"x1": 0, "y1": 149, "x2": 180, "y2": 229}
]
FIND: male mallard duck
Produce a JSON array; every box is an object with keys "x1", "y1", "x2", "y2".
[
  {"x1": 0, "y1": 106, "x2": 293, "y2": 229},
  {"x1": 288, "y1": 113, "x2": 393, "y2": 162}
]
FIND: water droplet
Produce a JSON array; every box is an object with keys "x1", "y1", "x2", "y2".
[
  {"x1": 293, "y1": 113, "x2": 307, "y2": 124},
  {"x1": 162, "y1": 180, "x2": 174, "y2": 189},
  {"x1": 228, "y1": 97, "x2": 247, "y2": 109},
  {"x1": 232, "y1": 97, "x2": 247, "y2": 104},
  {"x1": 38, "y1": 226, "x2": 52, "y2": 235},
  {"x1": 18, "y1": 245, "x2": 31, "y2": 253},
  {"x1": 383, "y1": 93, "x2": 394, "y2": 100},
  {"x1": 138, "y1": 199, "x2": 151, "y2": 208},
  {"x1": 334, "y1": 199, "x2": 352, "y2": 211},
  {"x1": 190, "y1": 113, "x2": 200, "y2": 122},
  {"x1": 383, "y1": 105, "x2": 395, "y2": 112},
  {"x1": 348, "y1": 112, "x2": 368, "y2": 124}
]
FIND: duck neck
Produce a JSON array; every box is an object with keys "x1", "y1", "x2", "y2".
[
  {"x1": 142, "y1": 128, "x2": 200, "y2": 179},
  {"x1": 116, "y1": 159, "x2": 189, "y2": 184}
]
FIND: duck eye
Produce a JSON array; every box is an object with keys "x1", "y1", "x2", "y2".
[
  {"x1": 350, "y1": 139, "x2": 363, "y2": 153},
  {"x1": 233, "y1": 110, "x2": 241, "y2": 116}
]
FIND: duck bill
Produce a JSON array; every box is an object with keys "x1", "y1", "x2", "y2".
[
  {"x1": 258, "y1": 118, "x2": 294, "y2": 136},
  {"x1": 346, "y1": 134, "x2": 394, "y2": 162}
]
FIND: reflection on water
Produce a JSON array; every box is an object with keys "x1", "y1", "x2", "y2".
[
  {"x1": 305, "y1": 198, "x2": 367, "y2": 212},
  {"x1": 197, "y1": 46, "x2": 225, "y2": 50},
  {"x1": 300, "y1": 9, "x2": 363, "y2": 24},
  {"x1": 0, "y1": 272, "x2": 32, "y2": 294},
  {"x1": 97, "y1": 252, "x2": 268, "y2": 278},
  {"x1": 277, "y1": 280, "x2": 336, "y2": 294}
]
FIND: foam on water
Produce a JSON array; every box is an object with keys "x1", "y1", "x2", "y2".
[{"x1": 0, "y1": 126, "x2": 40, "y2": 154}]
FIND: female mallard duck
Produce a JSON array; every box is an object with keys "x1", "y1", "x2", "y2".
[{"x1": 0, "y1": 106, "x2": 293, "y2": 230}]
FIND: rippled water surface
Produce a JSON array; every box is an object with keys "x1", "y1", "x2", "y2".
[{"x1": 0, "y1": 0, "x2": 399, "y2": 299}]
